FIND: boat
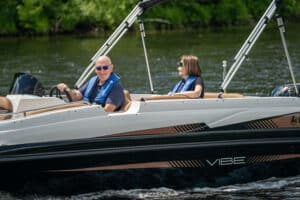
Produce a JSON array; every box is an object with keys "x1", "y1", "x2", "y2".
[{"x1": 0, "y1": 0, "x2": 300, "y2": 194}]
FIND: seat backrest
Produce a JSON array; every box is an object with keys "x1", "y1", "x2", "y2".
[
  {"x1": 121, "y1": 90, "x2": 132, "y2": 111},
  {"x1": 0, "y1": 96, "x2": 13, "y2": 120}
]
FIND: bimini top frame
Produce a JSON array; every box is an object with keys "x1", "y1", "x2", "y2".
[
  {"x1": 220, "y1": 0, "x2": 298, "y2": 95},
  {"x1": 75, "y1": 0, "x2": 167, "y2": 89},
  {"x1": 75, "y1": 0, "x2": 298, "y2": 95}
]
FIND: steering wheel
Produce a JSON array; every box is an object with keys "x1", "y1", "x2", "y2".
[{"x1": 49, "y1": 86, "x2": 73, "y2": 102}]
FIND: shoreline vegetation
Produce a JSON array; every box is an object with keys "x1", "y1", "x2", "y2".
[{"x1": 1, "y1": 0, "x2": 299, "y2": 36}]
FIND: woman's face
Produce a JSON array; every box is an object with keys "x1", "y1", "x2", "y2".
[
  {"x1": 177, "y1": 66, "x2": 184, "y2": 78},
  {"x1": 177, "y1": 60, "x2": 188, "y2": 79}
]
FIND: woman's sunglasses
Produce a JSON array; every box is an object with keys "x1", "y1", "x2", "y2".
[
  {"x1": 96, "y1": 65, "x2": 109, "y2": 71},
  {"x1": 177, "y1": 62, "x2": 183, "y2": 67}
]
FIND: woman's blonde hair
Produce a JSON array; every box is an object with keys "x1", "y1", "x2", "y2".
[{"x1": 181, "y1": 55, "x2": 202, "y2": 77}]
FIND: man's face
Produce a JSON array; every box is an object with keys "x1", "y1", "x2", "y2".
[{"x1": 95, "y1": 59, "x2": 113, "y2": 82}]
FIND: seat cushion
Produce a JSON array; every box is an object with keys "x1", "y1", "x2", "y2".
[{"x1": 0, "y1": 96, "x2": 12, "y2": 112}]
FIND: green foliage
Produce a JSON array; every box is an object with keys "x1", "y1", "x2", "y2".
[
  {"x1": 213, "y1": 0, "x2": 250, "y2": 25},
  {"x1": 75, "y1": 0, "x2": 136, "y2": 29},
  {"x1": 15, "y1": 0, "x2": 137, "y2": 33},
  {"x1": 145, "y1": 0, "x2": 213, "y2": 28},
  {"x1": 0, "y1": 0, "x2": 19, "y2": 34},
  {"x1": 0, "y1": 0, "x2": 299, "y2": 35},
  {"x1": 280, "y1": 0, "x2": 300, "y2": 19},
  {"x1": 245, "y1": 0, "x2": 270, "y2": 21},
  {"x1": 17, "y1": 0, "x2": 50, "y2": 33},
  {"x1": 145, "y1": 0, "x2": 260, "y2": 27}
]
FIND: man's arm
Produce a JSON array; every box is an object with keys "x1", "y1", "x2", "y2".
[
  {"x1": 104, "y1": 83, "x2": 125, "y2": 112},
  {"x1": 57, "y1": 83, "x2": 83, "y2": 101},
  {"x1": 65, "y1": 88, "x2": 83, "y2": 101}
]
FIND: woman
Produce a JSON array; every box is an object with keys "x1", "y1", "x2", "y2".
[{"x1": 170, "y1": 55, "x2": 204, "y2": 98}]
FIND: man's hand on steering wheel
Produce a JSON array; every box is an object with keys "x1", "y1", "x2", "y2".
[{"x1": 49, "y1": 85, "x2": 73, "y2": 102}]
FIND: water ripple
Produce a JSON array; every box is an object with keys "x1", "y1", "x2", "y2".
[{"x1": 1, "y1": 175, "x2": 297, "y2": 200}]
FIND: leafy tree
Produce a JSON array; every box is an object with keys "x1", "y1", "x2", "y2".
[
  {"x1": 17, "y1": 0, "x2": 52, "y2": 33},
  {"x1": 0, "y1": 0, "x2": 19, "y2": 34},
  {"x1": 0, "y1": 0, "x2": 299, "y2": 35},
  {"x1": 213, "y1": 0, "x2": 250, "y2": 25},
  {"x1": 280, "y1": 0, "x2": 300, "y2": 19}
]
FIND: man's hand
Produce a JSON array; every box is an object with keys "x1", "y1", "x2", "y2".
[{"x1": 57, "y1": 83, "x2": 69, "y2": 92}]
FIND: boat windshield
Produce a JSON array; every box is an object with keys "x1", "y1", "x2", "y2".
[{"x1": 9, "y1": 73, "x2": 45, "y2": 96}]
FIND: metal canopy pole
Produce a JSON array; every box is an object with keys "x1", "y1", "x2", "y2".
[
  {"x1": 138, "y1": 18, "x2": 154, "y2": 93},
  {"x1": 220, "y1": 0, "x2": 278, "y2": 92},
  {"x1": 276, "y1": 14, "x2": 298, "y2": 95},
  {"x1": 75, "y1": 3, "x2": 144, "y2": 88},
  {"x1": 75, "y1": 0, "x2": 169, "y2": 88}
]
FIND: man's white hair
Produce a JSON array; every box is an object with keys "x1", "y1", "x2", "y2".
[{"x1": 97, "y1": 55, "x2": 112, "y2": 65}]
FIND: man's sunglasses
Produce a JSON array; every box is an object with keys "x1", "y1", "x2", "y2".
[
  {"x1": 96, "y1": 65, "x2": 109, "y2": 71},
  {"x1": 177, "y1": 62, "x2": 183, "y2": 67}
]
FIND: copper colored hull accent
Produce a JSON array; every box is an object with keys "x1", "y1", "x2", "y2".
[
  {"x1": 49, "y1": 161, "x2": 172, "y2": 172},
  {"x1": 113, "y1": 123, "x2": 205, "y2": 136},
  {"x1": 48, "y1": 153, "x2": 300, "y2": 173},
  {"x1": 113, "y1": 113, "x2": 300, "y2": 137},
  {"x1": 25, "y1": 103, "x2": 87, "y2": 116},
  {"x1": 248, "y1": 154, "x2": 300, "y2": 163},
  {"x1": 272, "y1": 113, "x2": 300, "y2": 128},
  {"x1": 247, "y1": 113, "x2": 300, "y2": 129},
  {"x1": 49, "y1": 160, "x2": 205, "y2": 173}
]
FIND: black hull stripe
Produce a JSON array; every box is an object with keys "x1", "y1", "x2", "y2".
[
  {"x1": 47, "y1": 154, "x2": 300, "y2": 172},
  {"x1": 1, "y1": 137, "x2": 300, "y2": 163}
]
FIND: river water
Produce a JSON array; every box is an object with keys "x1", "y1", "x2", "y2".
[
  {"x1": 0, "y1": 23, "x2": 299, "y2": 199},
  {"x1": 0, "y1": 23, "x2": 299, "y2": 96}
]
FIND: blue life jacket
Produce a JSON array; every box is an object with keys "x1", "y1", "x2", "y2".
[
  {"x1": 83, "y1": 72, "x2": 120, "y2": 104},
  {"x1": 171, "y1": 75, "x2": 197, "y2": 93}
]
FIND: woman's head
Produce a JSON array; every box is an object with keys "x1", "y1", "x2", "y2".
[{"x1": 178, "y1": 55, "x2": 201, "y2": 79}]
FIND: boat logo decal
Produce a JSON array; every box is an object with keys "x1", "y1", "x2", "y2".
[{"x1": 206, "y1": 156, "x2": 246, "y2": 166}]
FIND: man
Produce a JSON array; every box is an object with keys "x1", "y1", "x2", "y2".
[{"x1": 57, "y1": 56, "x2": 125, "y2": 112}]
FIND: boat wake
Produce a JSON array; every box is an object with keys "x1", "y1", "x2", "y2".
[{"x1": 3, "y1": 175, "x2": 299, "y2": 200}]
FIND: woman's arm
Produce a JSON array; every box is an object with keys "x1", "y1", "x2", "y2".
[{"x1": 174, "y1": 84, "x2": 203, "y2": 98}]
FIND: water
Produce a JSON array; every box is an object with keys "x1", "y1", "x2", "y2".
[
  {"x1": 0, "y1": 23, "x2": 300, "y2": 199},
  {"x1": 0, "y1": 23, "x2": 299, "y2": 96},
  {"x1": 1, "y1": 175, "x2": 300, "y2": 199}
]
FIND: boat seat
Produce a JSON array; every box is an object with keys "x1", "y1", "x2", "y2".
[
  {"x1": 204, "y1": 92, "x2": 244, "y2": 98},
  {"x1": 24, "y1": 102, "x2": 87, "y2": 116},
  {"x1": 120, "y1": 90, "x2": 132, "y2": 111},
  {"x1": 138, "y1": 94, "x2": 188, "y2": 101},
  {"x1": 138, "y1": 92, "x2": 244, "y2": 101},
  {"x1": 0, "y1": 96, "x2": 13, "y2": 120}
]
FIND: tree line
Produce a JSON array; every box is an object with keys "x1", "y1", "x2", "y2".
[{"x1": 0, "y1": 0, "x2": 299, "y2": 35}]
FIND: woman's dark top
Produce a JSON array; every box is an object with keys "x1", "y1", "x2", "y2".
[{"x1": 176, "y1": 76, "x2": 205, "y2": 98}]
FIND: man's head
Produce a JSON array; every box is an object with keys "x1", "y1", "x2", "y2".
[{"x1": 95, "y1": 56, "x2": 114, "y2": 83}]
